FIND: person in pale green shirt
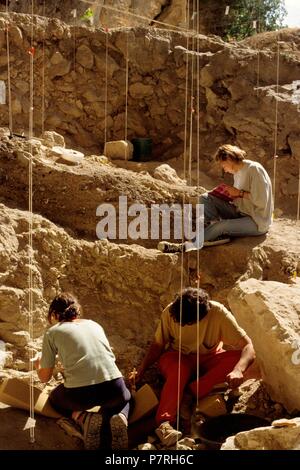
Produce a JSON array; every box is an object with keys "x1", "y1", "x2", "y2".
[{"x1": 34, "y1": 292, "x2": 130, "y2": 451}]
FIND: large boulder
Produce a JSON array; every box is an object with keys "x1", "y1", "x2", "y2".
[
  {"x1": 104, "y1": 140, "x2": 133, "y2": 160},
  {"x1": 222, "y1": 417, "x2": 300, "y2": 450},
  {"x1": 153, "y1": 164, "x2": 186, "y2": 185},
  {"x1": 228, "y1": 279, "x2": 300, "y2": 413}
]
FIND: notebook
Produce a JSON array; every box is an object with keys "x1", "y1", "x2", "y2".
[{"x1": 209, "y1": 183, "x2": 233, "y2": 202}]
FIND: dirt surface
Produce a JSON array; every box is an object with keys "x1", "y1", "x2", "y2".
[
  {"x1": 0, "y1": 402, "x2": 82, "y2": 450},
  {"x1": 0, "y1": 377, "x2": 294, "y2": 451}
]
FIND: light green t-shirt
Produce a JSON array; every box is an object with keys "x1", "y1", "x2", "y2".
[
  {"x1": 40, "y1": 319, "x2": 122, "y2": 388},
  {"x1": 154, "y1": 300, "x2": 246, "y2": 355}
]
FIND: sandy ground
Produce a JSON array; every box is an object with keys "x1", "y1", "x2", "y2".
[{"x1": 0, "y1": 402, "x2": 82, "y2": 450}]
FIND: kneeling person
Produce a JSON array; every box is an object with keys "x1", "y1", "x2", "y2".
[
  {"x1": 136, "y1": 287, "x2": 255, "y2": 446},
  {"x1": 35, "y1": 292, "x2": 131, "y2": 450}
]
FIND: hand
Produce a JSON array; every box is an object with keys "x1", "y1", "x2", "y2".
[
  {"x1": 190, "y1": 270, "x2": 201, "y2": 287},
  {"x1": 30, "y1": 352, "x2": 41, "y2": 370},
  {"x1": 129, "y1": 367, "x2": 144, "y2": 388},
  {"x1": 226, "y1": 369, "x2": 244, "y2": 389},
  {"x1": 222, "y1": 185, "x2": 241, "y2": 199},
  {"x1": 56, "y1": 361, "x2": 64, "y2": 373},
  {"x1": 33, "y1": 357, "x2": 41, "y2": 370}
]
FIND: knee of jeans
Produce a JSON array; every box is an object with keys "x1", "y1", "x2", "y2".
[
  {"x1": 215, "y1": 219, "x2": 229, "y2": 232},
  {"x1": 116, "y1": 386, "x2": 131, "y2": 409},
  {"x1": 123, "y1": 386, "x2": 131, "y2": 404},
  {"x1": 199, "y1": 193, "x2": 209, "y2": 204}
]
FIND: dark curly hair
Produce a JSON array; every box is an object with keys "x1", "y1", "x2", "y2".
[
  {"x1": 169, "y1": 287, "x2": 210, "y2": 326},
  {"x1": 48, "y1": 292, "x2": 81, "y2": 324}
]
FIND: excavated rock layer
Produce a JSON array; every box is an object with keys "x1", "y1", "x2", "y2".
[
  {"x1": 228, "y1": 279, "x2": 300, "y2": 413},
  {"x1": 0, "y1": 14, "x2": 299, "y2": 213},
  {"x1": 0, "y1": 202, "x2": 186, "y2": 375},
  {"x1": 0, "y1": 135, "x2": 203, "y2": 246}
]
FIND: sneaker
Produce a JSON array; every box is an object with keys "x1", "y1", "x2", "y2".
[
  {"x1": 76, "y1": 411, "x2": 103, "y2": 450},
  {"x1": 203, "y1": 237, "x2": 230, "y2": 247},
  {"x1": 157, "y1": 241, "x2": 185, "y2": 254},
  {"x1": 110, "y1": 413, "x2": 128, "y2": 450},
  {"x1": 184, "y1": 241, "x2": 200, "y2": 253},
  {"x1": 155, "y1": 421, "x2": 182, "y2": 447}
]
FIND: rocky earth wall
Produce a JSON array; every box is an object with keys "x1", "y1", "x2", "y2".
[
  {"x1": 3, "y1": 0, "x2": 230, "y2": 34},
  {"x1": 0, "y1": 203, "x2": 186, "y2": 375},
  {"x1": 228, "y1": 278, "x2": 300, "y2": 413},
  {"x1": 0, "y1": 134, "x2": 203, "y2": 245},
  {"x1": 0, "y1": 15, "x2": 299, "y2": 213}
]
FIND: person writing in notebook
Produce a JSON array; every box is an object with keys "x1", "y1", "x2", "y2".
[
  {"x1": 134, "y1": 287, "x2": 255, "y2": 447},
  {"x1": 158, "y1": 144, "x2": 273, "y2": 253}
]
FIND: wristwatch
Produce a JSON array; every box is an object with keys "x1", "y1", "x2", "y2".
[{"x1": 239, "y1": 189, "x2": 245, "y2": 198}]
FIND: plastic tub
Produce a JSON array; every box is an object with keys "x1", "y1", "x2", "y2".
[{"x1": 131, "y1": 137, "x2": 152, "y2": 162}]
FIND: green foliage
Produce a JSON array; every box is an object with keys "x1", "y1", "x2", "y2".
[
  {"x1": 224, "y1": 0, "x2": 287, "y2": 40},
  {"x1": 80, "y1": 8, "x2": 94, "y2": 21}
]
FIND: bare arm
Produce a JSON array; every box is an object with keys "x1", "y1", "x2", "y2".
[
  {"x1": 136, "y1": 341, "x2": 165, "y2": 383},
  {"x1": 226, "y1": 335, "x2": 255, "y2": 388},
  {"x1": 34, "y1": 357, "x2": 54, "y2": 383}
]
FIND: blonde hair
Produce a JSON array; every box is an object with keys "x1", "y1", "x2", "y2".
[{"x1": 215, "y1": 144, "x2": 246, "y2": 163}]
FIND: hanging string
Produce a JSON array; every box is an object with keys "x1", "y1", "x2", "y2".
[
  {"x1": 273, "y1": 40, "x2": 280, "y2": 212},
  {"x1": 196, "y1": 0, "x2": 201, "y2": 409},
  {"x1": 256, "y1": 1, "x2": 261, "y2": 96},
  {"x1": 183, "y1": 2, "x2": 190, "y2": 182},
  {"x1": 71, "y1": 8, "x2": 77, "y2": 73},
  {"x1": 124, "y1": 31, "x2": 129, "y2": 159},
  {"x1": 28, "y1": 0, "x2": 35, "y2": 444},
  {"x1": 188, "y1": 8, "x2": 196, "y2": 187},
  {"x1": 5, "y1": 0, "x2": 13, "y2": 136},
  {"x1": 255, "y1": 13, "x2": 260, "y2": 96},
  {"x1": 186, "y1": 1, "x2": 197, "y2": 293},
  {"x1": 188, "y1": 94, "x2": 194, "y2": 184},
  {"x1": 297, "y1": 158, "x2": 300, "y2": 222},
  {"x1": 256, "y1": 49, "x2": 260, "y2": 96},
  {"x1": 176, "y1": 0, "x2": 190, "y2": 442},
  {"x1": 41, "y1": 0, "x2": 45, "y2": 135},
  {"x1": 104, "y1": 27, "x2": 109, "y2": 148}
]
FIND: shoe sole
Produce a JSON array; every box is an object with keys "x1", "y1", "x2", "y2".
[
  {"x1": 110, "y1": 414, "x2": 128, "y2": 450},
  {"x1": 83, "y1": 413, "x2": 103, "y2": 450},
  {"x1": 157, "y1": 241, "x2": 182, "y2": 254},
  {"x1": 203, "y1": 238, "x2": 231, "y2": 247}
]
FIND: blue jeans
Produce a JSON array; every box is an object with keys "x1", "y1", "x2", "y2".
[
  {"x1": 200, "y1": 193, "x2": 266, "y2": 242},
  {"x1": 49, "y1": 377, "x2": 131, "y2": 419}
]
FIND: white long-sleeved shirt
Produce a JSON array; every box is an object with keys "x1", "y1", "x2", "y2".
[{"x1": 233, "y1": 159, "x2": 273, "y2": 233}]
